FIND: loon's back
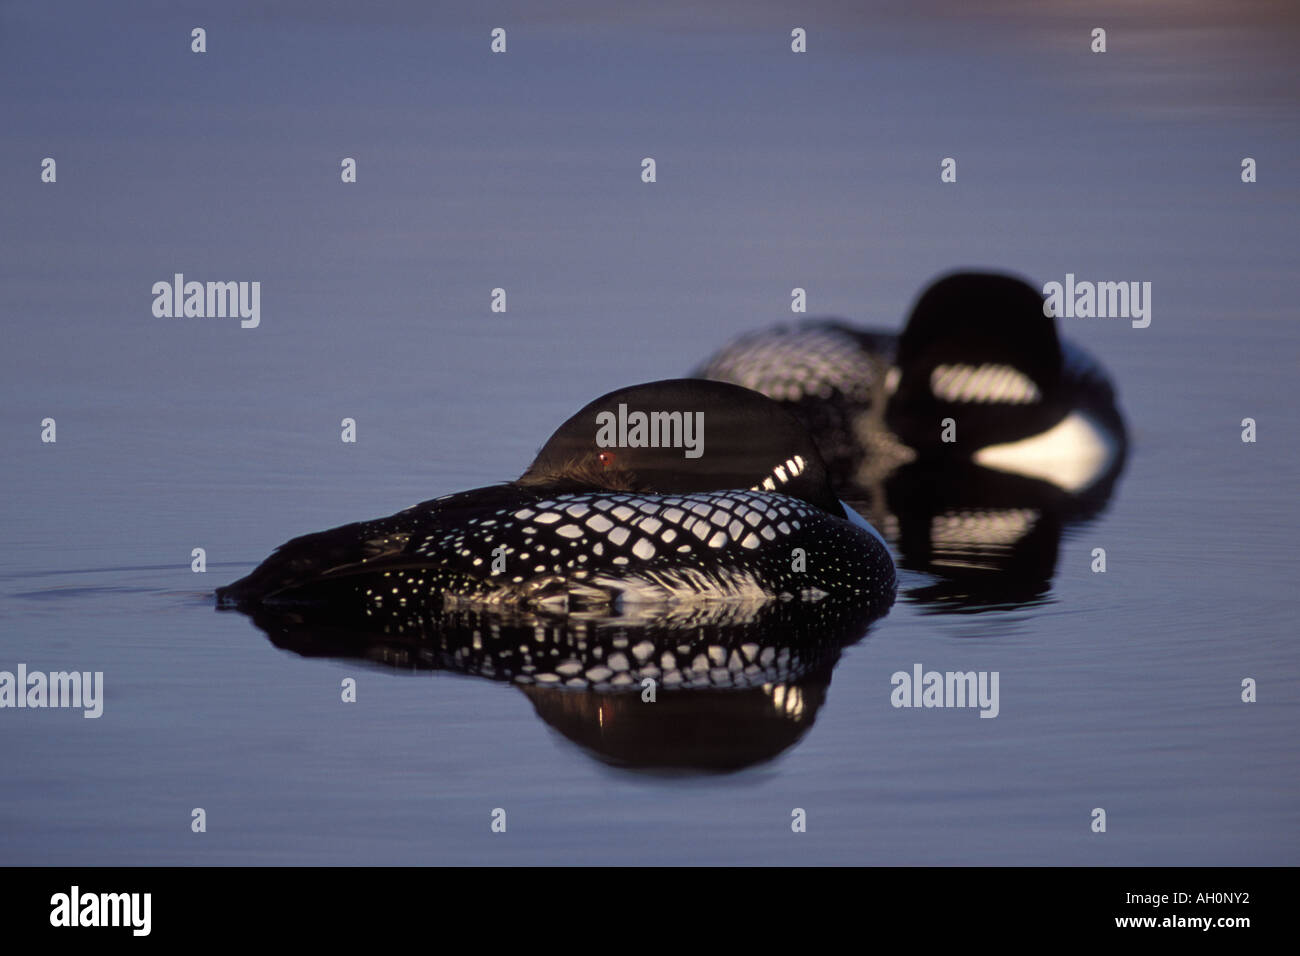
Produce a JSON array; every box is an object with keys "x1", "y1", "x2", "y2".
[
  {"x1": 217, "y1": 378, "x2": 897, "y2": 620},
  {"x1": 217, "y1": 485, "x2": 895, "y2": 615}
]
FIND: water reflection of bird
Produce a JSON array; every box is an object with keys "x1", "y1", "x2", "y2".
[{"x1": 242, "y1": 595, "x2": 884, "y2": 773}]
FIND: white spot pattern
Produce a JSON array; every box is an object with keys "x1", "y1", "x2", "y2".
[
  {"x1": 930, "y1": 363, "x2": 1042, "y2": 404},
  {"x1": 384, "y1": 488, "x2": 892, "y2": 615},
  {"x1": 696, "y1": 325, "x2": 877, "y2": 403}
]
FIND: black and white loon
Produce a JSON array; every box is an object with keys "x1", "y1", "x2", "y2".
[
  {"x1": 216, "y1": 379, "x2": 896, "y2": 618},
  {"x1": 694, "y1": 272, "x2": 1128, "y2": 497}
]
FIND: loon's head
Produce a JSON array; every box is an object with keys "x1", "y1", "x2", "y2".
[
  {"x1": 518, "y1": 378, "x2": 848, "y2": 517},
  {"x1": 886, "y1": 272, "x2": 1066, "y2": 454}
]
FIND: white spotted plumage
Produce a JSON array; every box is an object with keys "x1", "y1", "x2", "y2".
[{"x1": 388, "y1": 489, "x2": 891, "y2": 614}]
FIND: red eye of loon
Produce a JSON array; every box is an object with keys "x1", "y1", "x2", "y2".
[{"x1": 598, "y1": 450, "x2": 616, "y2": 467}]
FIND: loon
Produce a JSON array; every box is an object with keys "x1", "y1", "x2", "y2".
[
  {"x1": 215, "y1": 379, "x2": 896, "y2": 619},
  {"x1": 694, "y1": 272, "x2": 1128, "y2": 498}
]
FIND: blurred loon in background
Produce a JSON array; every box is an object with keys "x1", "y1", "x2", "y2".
[
  {"x1": 695, "y1": 272, "x2": 1126, "y2": 494},
  {"x1": 694, "y1": 272, "x2": 1129, "y2": 608}
]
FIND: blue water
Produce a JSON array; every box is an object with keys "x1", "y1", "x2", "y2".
[{"x1": 2, "y1": 1, "x2": 1297, "y2": 865}]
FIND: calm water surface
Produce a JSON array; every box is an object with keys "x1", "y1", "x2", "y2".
[{"x1": 1, "y1": 2, "x2": 1297, "y2": 864}]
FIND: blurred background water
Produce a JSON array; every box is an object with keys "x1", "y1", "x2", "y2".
[{"x1": 1, "y1": 0, "x2": 1297, "y2": 864}]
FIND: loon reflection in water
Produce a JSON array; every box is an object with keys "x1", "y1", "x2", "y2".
[
  {"x1": 848, "y1": 453, "x2": 1126, "y2": 612},
  {"x1": 242, "y1": 593, "x2": 886, "y2": 773}
]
